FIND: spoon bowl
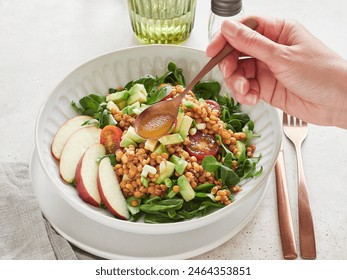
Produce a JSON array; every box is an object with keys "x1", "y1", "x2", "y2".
[{"x1": 134, "y1": 88, "x2": 186, "y2": 139}]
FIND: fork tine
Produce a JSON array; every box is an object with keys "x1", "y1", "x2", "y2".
[
  {"x1": 295, "y1": 118, "x2": 307, "y2": 127},
  {"x1": 283, "y1": 112, "x2": 288, "y2": 125},
  {"x1": 283, "y1": 112, "x2": 308, "y2": 127}
]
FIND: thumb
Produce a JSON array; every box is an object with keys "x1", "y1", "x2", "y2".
[{"x1": 221, "y1": 20, "x2": 280, "y2": 63}]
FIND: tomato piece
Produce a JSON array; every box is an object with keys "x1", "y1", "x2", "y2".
[
  {"x1": 157, "y1": 83, "x2": 167, "y2": 90},
  {"x1": 206, "y1": 100, "x2": 221, "y2": 117},
  {"x1": 161, "y1": 93, "x2": 173, "y2": 101},
  {"x1": 100, "y1": 125, "x2": 123, "y2": 154},
  {"x1": 184, "y1": 131, "x2": 219, "y2": 161},
  {"x1": 157, "y1": 83, "x2": 173, "y2": 101}
]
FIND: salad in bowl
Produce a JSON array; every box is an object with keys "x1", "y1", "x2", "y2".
[{"x1": 51, "y1": 62, "x2": 262, "y2": 223}]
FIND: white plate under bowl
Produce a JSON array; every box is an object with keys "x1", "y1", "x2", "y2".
[
  {"x1": 30, "y1": 147, "x2": 271, "y2": 259},
  {"x1": 35, "y1": 45, "x2": 281, "y2": 236}
]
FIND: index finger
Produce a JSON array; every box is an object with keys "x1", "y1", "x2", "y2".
[{"x1": 206, "y1": 31, "x2": 227, "y2": 57}]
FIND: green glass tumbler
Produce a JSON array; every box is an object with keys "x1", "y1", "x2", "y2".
[{"x1": 128, "y1": 0, "x2": 197, "y2": 44}]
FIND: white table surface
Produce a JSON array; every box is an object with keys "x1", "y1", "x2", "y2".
[{"x1": 1, "y1": 0, "x2": 347, "y2": 260}]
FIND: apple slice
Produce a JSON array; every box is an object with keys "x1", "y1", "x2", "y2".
[
  {"x1": 51, "y1": 115, "x2": 94, "y2": 160},
  {"x1": 59, "y1": 126, "x2": 101, "y2": 183},
  {"x1": 75, "y1": 143, "x2": 106, "y2": 207},
  {"x1": 98, "y1": 157, "x2": 129, "y2": 220}
]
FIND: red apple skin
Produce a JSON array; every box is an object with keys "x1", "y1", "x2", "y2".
[
  {"x1": 59, "y1": 126, "x2": 101, "y2": 183},
  {"x1": 97, "y1": 158, "x2": 129, "y2": 220},
  {"x1": 75, "y1": 156, "x2": 99, "y2": 207},
  {"x1": 75, "y1": 144, "x2": 106, "y2": 207},
  {"x1": 51, "y1": 115, "x2": 94, "y2": 161},
  {"x1": 97, "y1": 177, "x2": 127, "y2": 220}
]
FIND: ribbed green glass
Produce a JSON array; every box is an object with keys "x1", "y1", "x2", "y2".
[{"x1": 128, "y1": 0, "x2": 197, "y2": 44}]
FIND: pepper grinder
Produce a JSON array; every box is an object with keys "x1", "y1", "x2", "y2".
[{"x1": 208, "y1": 0, "x2": 245, "y2": 41}]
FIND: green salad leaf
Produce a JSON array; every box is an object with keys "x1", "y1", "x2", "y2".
[
  {"x1": 71, "y1": 94, "x2": 116, "y2": 128},
  {"x1": 146, "y1": 85, "x2": 172, "y2": 105},
  {"x1": 192, "y1": 80, "x2": 221, "y2": 99},
  {"x1": 202, "y1": 156, "x2": 241, "y2": 187},
  {"x1": 140, "y1": 199, "x2": 184, "y2": 213}
]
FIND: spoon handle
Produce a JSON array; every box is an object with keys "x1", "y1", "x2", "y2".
[{"x1": 182, "y1": 18, "x2": 258, "y2": 96}]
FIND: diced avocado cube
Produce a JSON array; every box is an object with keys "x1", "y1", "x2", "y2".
[
  {"x1": 175, "y1": 161, "x2": 188, "y2": 176},
  {"x1": 155, "y1": 161, "x2": 175, "y2": 184},
  {"x1": 141, "y1": 176, "x2": 149, "y2": 187},
  {"x1": 169, "y1": 155, "x2": 181, "y2": 165},
  {"x1": 106, "y1": 101, "x2": 120, "y2": 113},
  {"x1": 159, "y1": 161, "x2": 167, "y2": 173},
  {"x1": 183, "y1": 100, "x2": 194, "y2": 108},
  {"x1": 126, "y1": 102, "x2": 141, "y2": 115},
  {"x1": 179, "y1": 115, "x2": 193, "y2": 140},
  {"x1": 121, "y1": 106, "x2": 129, "y2": 115},
  {"x1": 164, "y1": 178, "x2": 172, "y2": 188},
  {"x1": 120, "y1": 138, "x2": 137, "y2": 148},
  {"x1": 173, "y1": 108, "x2": 184, "y2": 133},
  {"x1": 170, "y1": 155, "x2": 188, "y2": 175},
  {"x1": 120, "y1": 133, "x2": 138, "y2": 148},
  {"x1": 177, "y1": 175, "x2": 195, "y2": 202},
  {"x1": 129, "y1": 83, "x2": 148, "y2": 97},
  {"x1": 140, "y1": 103, "x2": 150, "y2": 110},
  {"x1": 125, "y1": 126, "x2": 145, "y2": 144},
  {"x1": 105, "y1": 112, "x2": 117, "y2": 126},
  {"x1": 106, "y1": 90, "x2": 129, "y2": 103},
  {"x1": 127, "y1": 84, "x2": 148, "y2": 105},
  {"x1": 117, "y1": 100, "x2": 127, "y2": 109},
  {"x1": 153, "y1": 144, "x2": 168, "y2": 155},
  {"x1": 158, "y1": 133, "x2": 183, "y2": 145},
  {"x1": 235, "y1": 140, "x2": 246, "y2": 161},
  {"x1": 132, "y1": 104, "x2": 150, "y2": 115},
  {"x1": 144, "y1": 139, "x2": 159, "y2": 152},
  {"x1": 127, "y1": 92, "x2": 147, "y2": 106}
]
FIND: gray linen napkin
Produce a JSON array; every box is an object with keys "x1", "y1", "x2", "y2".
[{"x1": 0, "y1": 162, "x2": 79, "y2": 260}]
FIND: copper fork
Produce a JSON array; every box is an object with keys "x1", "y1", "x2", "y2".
[{"x1": 283, "y1": 113, "x2": 316, "y2": 259}]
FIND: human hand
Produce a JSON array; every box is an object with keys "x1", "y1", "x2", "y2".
[{"x1": 206, "y1": 15, "x2": 347, "y2": 128}]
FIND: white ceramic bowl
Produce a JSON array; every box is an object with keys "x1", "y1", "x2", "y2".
[{"x1": 34, "y1": 45, "x2": 281, "y2": 258}]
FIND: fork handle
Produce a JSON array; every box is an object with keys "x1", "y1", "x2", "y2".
[
  {"x1": 295, "y1": 144, "x2": 317, "y2": 259},
  {"x1": 275, "y1": 151, "x2": 297, "y2": 260}
]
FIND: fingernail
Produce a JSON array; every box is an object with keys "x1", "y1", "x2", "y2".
[
  {"x1": 221, "y1": 20, "x2": 238, "y2": 37},
  {"x1": 245, "y1": 94, "x2": 258, "y2": 105},
  {"x1": 235, "y1": 79, "x2": 244, "y2": 95}
]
